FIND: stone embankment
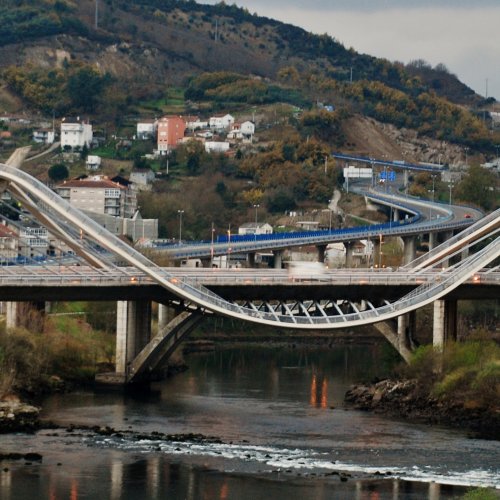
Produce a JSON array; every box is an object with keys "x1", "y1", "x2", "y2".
[
  {"x1": 0, "y1": 400, "x2": 40, "y2": 433},
  {"x1": 345, "y1": 379, "x2": 500, "y2": 440}
]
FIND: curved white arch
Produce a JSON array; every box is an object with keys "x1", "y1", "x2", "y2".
[{"x1": 1, "y1": 163, "x2": 498, "y2": 330}]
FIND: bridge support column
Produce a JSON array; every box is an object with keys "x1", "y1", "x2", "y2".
[
  {"x1": 317, "y1": 245, "x2": 327, "y2": 264},
  {"x1": 115, "y1": 300, "x2": 152, "y2": 375},
  {"x1": 461, "y1": 246, "x2": 470, "y2": 261},
  {"x1": 397, "y1": 312, "x2": 416, "y2": 353},
  {"x1": 158, "y1": 303, "x2": 176, "y2": 332},
  {"x1": 393, "y1": 208, "x2": 400, "y2": 222},
  {"x1": 273, "y1": 250, "x2": 283, "y2": 269},
  {"x1": 402, "y1": 236, "x2": 416, "y2": 265},
  {"x1": 429, "y1": 232, "x2": 438, "y2": 250},
  {"x1": 344, "y1": 241, "x2": 355, "y2": 268},
  {"x1": 248, "y1": 252, "x2": 256, "y2": 268},
  {"x1": 433, "y1": 300, "x2": 457, "y2": 350},
  {"x1": 5, "y1": 302, "x2": 18, "y2": 330}
]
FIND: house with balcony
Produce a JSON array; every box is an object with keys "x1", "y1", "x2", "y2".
[
  {"x1": 86, "y1": 155, "x2": 101, "y2": 171},
  {"x1": 209, "y1": 114, "x2": 234, "y2": 132},
  {"x1": 56, "y1": 176, "x2": 132, "y2": 218},
  {"x1": 136, "y1": 119, "x2": 157, "y2": 140},
  {"x1": 227, "y1": 120, "x2": 255, "y2": 141},
  {"x1": 184, "y1": 116, "x2": 208, "y2": 132},
  {"x1": 60, "y1": 118, "x2": 93, "y2": 150},
  {"x1": 33, "y1": 128, "x2": 55, "y2": 144}
]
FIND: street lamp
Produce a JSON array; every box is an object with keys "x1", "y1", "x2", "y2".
[
  {"x1": 428, "y1": 175, "x2": 436, "y2": 219},
  {"x1": 328, "y1": 199, "x2": 333, "y2": 231},
  {"x1": 253, "y1": 204, "x2": 260, "y2": 224},
  {"x1": 177, "y1": 210, "x2": 184, "y2": 244},
  {"x1": 227, "y1": 225, "x2": 231, "y2": 268},
  {"x1": 210, "y1": 222, "x2": 215, "y2": 261},
  {"x1": 448, "y1": 181, "x2": 454, "y2": 206}
]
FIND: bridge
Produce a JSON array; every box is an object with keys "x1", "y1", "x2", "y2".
[
  {"x1": 149, "y1": 187, "x2": 481, "y2": 263},
  {"x1": 0, "y1": 152, "x2": 498, "y2": 385}
]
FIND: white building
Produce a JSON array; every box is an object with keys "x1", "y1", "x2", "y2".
[
  {"x1": 60, "y1": 118, "x2": 93, "y2": 150},
  {"x1": 136, "y1": 119, "x2": 157, "y2": 140},
  {"x1": 205, "y1": 141, "x2": 230, "y2": 153},
  {"x1": 185, "y1": 116, "x2": 208, "y2": 131},
  {"x1": 209, "y1": 114, "x2": 234, "y2": 131},
  {"x1": 32, "y1": 129, "x2": 55, "y2": 144},
  {"x1": 238, "y1": 222, "x2": 273, "y2": 235},
  {"x1": 86, "y1": 155, "x2": 101, "y2": 170},
  {"x1": 129, "y1": 168, "x2": 155, "y2": 191}
]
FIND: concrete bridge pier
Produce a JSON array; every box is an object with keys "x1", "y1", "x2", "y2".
[
  {"x1": 373, "y1": 238, "x2": 381, "y2": 267},
  {"x1": 402, "y1": 236, "x2": 416, "y2": 265},
  {"x1": 248, "y1": 252, "x2": 256, "y2": 268},
  {"x1": 433, "y1": 299, "x2": 458, "y2": 350},
  {"x1": 5, "y1": 301, "x2": 47, "y2": 332},
  {"x1": 397, "y1": 312, "x2": 416, "y2": 352},
  {"x1": 273, "y1": 250, "x2": 284, "y2": 269},
  {"x1": 5, "y1": 301, "x2": 18, "y2": 330},
  {"x1": 115, "y1": 300, "x2": 152, "y2": 375},
  {"x1": 317, "y1": 245, "x2": 327, "y2": 263},
  {"x1": 344, "y1": 241, "x2": 355, "y2": 268},
  {"x1": 429, "y1": 232, "x2": 438, "y2": 250}
]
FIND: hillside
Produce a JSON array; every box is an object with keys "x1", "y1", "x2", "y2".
[{"x1": 0, "y1": 0, "x2": 484, "y2": 105}]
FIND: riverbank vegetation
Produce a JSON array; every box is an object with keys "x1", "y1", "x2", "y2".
[
  {"x1": 402, "y1": 334, "x2": 500, "y2": 410},
  {"x1": 346, "y1": 331, "x2": 500, "y2": 438},
  {"x1": 0, "y1": 304, "x2": 114, "y2": 399}
]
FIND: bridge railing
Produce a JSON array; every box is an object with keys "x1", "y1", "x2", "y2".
[{"x1": 402, "y1": 208, "x2": 500, "y2": 270}]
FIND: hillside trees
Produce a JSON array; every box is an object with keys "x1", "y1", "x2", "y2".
[
  {"x1": 4, "y1": 62, "x2": 112, "y2": 115},
  {"x1": 185, "y1": 71, "x2": 309, "y2": 107},
  {"x1": 455, "y1": 165, "x2": 499, "y2": 211}
]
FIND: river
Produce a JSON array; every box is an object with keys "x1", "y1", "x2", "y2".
[{"x1": 0, "y1": 344, "x2": 498, "y2": 499}]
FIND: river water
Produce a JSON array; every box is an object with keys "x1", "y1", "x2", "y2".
[{"x1": 0, "y1": 344, "x2": 498, "y2": 499}]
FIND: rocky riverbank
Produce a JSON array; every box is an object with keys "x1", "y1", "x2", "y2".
[
  {"x1": 345, "y1": 379, "x2": 500, "y2": 440},
  {"x1": 0, "y1": 400, "x2": 40, "y2": 433}
]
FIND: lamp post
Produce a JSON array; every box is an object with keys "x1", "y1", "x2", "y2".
[
  {"x1": 210, "y1": 222, "x2": 215, "y2": 262},
  {"x1": 448, "y1": 181, "x2": 454, "y2": 206},
  {"x1": 177, "y1": 210, "x2": 184, "y2": 244},
  {"x1": 324, "y1": 155, "x2": 328, "y2": 175},
  {"x1": 253, "y1": 204, "x2": 259, "y2": 224},
  {"x1": 328, "y1": 199, "x2": 333, "y2": 231},
  {"x1": 428, "y1": 175, "x2": 436, "y2": 220},
  {"x1": 227, "y1": 225, "x2": 231, "y2": 268}
]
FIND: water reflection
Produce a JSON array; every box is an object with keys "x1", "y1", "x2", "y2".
[
  {"x1": 309, "y1": 374, "x2": 329, "y2": 409},
  {"x1": 2, "y1": 345, "x2": 495, "y2": 498},
  {"x1": 0, "y1": 457, "x2": 466, "y2": 500}
]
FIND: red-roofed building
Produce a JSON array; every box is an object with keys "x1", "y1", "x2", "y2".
[{"x1": 56, "y1": 175, "x2": 136, "y2": 218}]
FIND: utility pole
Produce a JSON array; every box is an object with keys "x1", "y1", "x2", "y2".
[
  {"x1": 177, "y1": 210, "x2": 184, "y2": 244},
  {"x1": 95, "y1": 0, "x2": 99, "y2": 29}
]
